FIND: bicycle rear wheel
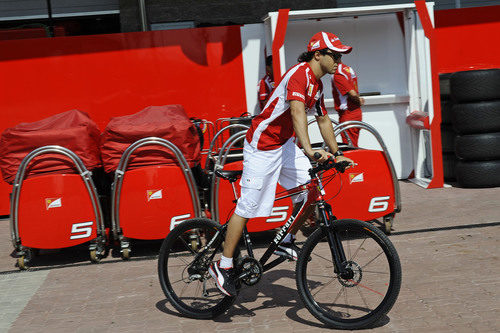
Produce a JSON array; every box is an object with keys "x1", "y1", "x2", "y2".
[
  {"x1": 296, "y1": 219, "x2": 401, "y2": 329},
  {"x1": 158, "y1": 218, "x2": 237, "y2": 318}
]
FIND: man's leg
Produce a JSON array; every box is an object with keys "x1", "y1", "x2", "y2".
[
  {"x1": 208, "y1": 212, "x2": 247, "y2": 297},
  {"x1": 222, "y1": 213, "x2": 248, "y2": 258}
]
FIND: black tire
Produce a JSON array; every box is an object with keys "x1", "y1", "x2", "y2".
[
  {"x1": 442, "y1": 152, "x2": 457, "y2": 181},
  {"x1": 456, "y1": 160, "x2": 500, "y2": 188},
  {"x1": 452, "y1": 100, "x2": 500, "y2": 134},
  {"x1": 296, "y1": 219, "x2": 402, "y2": 329},
  {"x1": 455, "y1": 132, "x2": 500, "y2": 161},
  {"x1": 441, "y1": 125, "x2": 456, "y2": 153},
  {"x1": 158, "y1": 218, "x2": 239, "y2": 318},
  {"x1": 441, "y1": 100, "x2": 453, "y2": 125},
  {"x1": 450, "y1": 69, "x2": 500, "y2": 103},
  {"x1": 439, "y1": 73, "x2": 451, "y2": 98}
]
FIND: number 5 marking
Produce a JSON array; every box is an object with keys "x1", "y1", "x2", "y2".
[
  {"x1": 368, "y1": 196, "x2": 390, "y2": 213},
  {"x1": 70, "y1": 221, "x2": 93, "y2": 240},
  {"x1": 266, "y1": 206, "x2": 289, "y2": 223}
]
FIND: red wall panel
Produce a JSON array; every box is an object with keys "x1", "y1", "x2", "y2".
[
  {"x1": 434, "y1": 5, "x2": 500, "y2": 73},
  {"x1": 0, "y1": 26, "x2": 247, "y2": 215}
]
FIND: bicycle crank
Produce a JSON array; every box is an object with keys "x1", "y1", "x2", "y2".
[{"x1": 237, "y1": 257, "x2": 263, "y2": 286}]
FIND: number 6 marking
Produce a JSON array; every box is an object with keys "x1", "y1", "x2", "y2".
[
  {"x1": 70, "y1": 221, "x2": 93, "y2": 240},
  {"x1": 368, "y1": 196, "x2": 390, "y2": 212}
]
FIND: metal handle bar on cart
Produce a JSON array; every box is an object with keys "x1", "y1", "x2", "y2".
[
  {"x1": 332, "y1": 120, "x2": 401, "y2": 213},
  {"x1": 307, "y1": 117, "x2": 354, "y2": 146},
  {"x1": 191, "y1": 118, "x2": 215, "y2": 153},
  {"x1": 214, "y1": 114, "x2": 250, "y2": 134},
  {"x1": 205, "y1": 124, "x2": 250, "y2": 169},
  {"x1": 10, "y1": 145, "x2": 106, "y2": 249},
  {"x1": 111, "y1": 137, "x2": 202, "y2": 239},
  {"x1": 209, "y1": 131, "x2": 248, "y2": 222}
]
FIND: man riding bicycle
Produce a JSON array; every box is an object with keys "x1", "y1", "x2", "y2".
[{"x1": 209, "y1": 31, "x2": 355, "y2": 297}]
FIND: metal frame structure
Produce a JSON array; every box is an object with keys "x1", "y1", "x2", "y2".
[
  {"x1": 10, "y1": 145, "x2": 106, "y2": 262},
  {"x1": 209, "y1": 130, "x2": 248, "y2": 222},
  {"x1": 111, "y1": 137, "x2": 201, "y2": 253},
  {"x1": 205, "y1": 123, "x2": 250, "y2": 169},
  {"x1": 209, "y1": 121, "x2": 401, "y2": 228}
]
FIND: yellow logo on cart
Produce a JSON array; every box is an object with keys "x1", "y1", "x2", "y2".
[
  {"x1": 147, "y1": 189, "x2": 163, "y2": 202},
  {"x1": 349, "y1": 173, "x2": 364, "y2": 184},
  {"x1": 45, "y1": 198, "x2": 62, "y2": 210}
]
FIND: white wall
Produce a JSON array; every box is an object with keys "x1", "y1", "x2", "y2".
[
  {"x1": 241, "y1": 12, "x2": 419, "y2": 179},
  {"x1": 240, "y1": 23, "x2": 267, "y2": 116},
  {"x1": 285, "y1": 14, "x2": 412, "y2": 178}
]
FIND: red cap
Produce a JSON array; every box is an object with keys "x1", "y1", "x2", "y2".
[{"x1": 307, "y1": 31, "x2": 352, "y2": 54}]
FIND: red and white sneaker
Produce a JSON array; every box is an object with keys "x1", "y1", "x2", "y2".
[{"x1": 208, "y1": 261, "x2": 237, "y2": 297}]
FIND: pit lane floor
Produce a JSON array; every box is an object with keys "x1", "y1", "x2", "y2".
[{"x1": 0, "y1": 181, "x2": 498, "y2": 332}]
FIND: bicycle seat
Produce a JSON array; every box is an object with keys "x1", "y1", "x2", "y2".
[{"x1": 215, "y1": 169, "x2": 242, "y2": 183}]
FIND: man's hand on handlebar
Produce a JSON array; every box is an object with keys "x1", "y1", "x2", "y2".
[
  {"x1": 334, "y1": 155, "x2": 355, "y2": 166},
  {"x1": 309, "y1": 149, "x2": 332, "y2": 163},
  {"x1": 311, "y1": 150, "x2": 355, "y2": 166}
]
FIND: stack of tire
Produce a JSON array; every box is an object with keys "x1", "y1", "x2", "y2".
[
  {"x1": 449, "y1": 69, "x2": 500, "y2": 188},
  {"x1": 439, "y1": 73, "x2": 456, "y2": 181}
]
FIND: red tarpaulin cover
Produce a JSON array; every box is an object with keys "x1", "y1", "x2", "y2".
[
  {"x1": 100, "y1": 105, "x2": 201, "y2": 173},
  {"x1": 0, "y1": 109, "x2": 102, "y2": 184}
]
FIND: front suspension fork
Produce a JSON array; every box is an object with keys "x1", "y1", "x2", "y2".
[{"x1": 317, "y1": 202, "x2": 348, "y2": 275}]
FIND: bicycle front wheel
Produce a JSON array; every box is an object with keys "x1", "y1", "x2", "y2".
[
  {"x1": 158, "y1": 218, "x2": 236, "y2": 319},
  {"x1": 296, "y1": 219, "x2": 401, "y2": 329}
]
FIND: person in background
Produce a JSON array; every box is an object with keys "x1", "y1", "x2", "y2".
[
  {"x1": 331, "y1": 61, "x2": 364, "y2": 146},
  {"x1": 257, "y1": 55, "x2": 275, "y2": 112}
]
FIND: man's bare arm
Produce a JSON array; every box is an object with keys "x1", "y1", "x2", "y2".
[
  {"x1": 316, "y1": 114, "x2": 339, "y2": 154},
  {"x1": 290, "y1": 100, "x2": 315, "y2": 158},
  {"x1": 347, "y1": 90, "x2": 365, "y2": 106}
]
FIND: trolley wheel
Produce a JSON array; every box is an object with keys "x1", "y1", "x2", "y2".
[
  {"x1": 17, "y1": 256, "x2": 28, "y2": 270},
  {"x1": 121, "y1": 248, "x2": 130, "y2": 260},
  {"x1": 383, "y1": 215, "x2": 394, "y2": 234},
  {"x1": 90, "y1": 250, "x2": 101, "y2": 263}
]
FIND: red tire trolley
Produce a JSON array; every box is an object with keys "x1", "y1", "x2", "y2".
[
  {"x1": 10, "y1": 146, "x2": 106, "y2": 269},
  {"x1": 110, "y1": 137, "x2": 201, "y2": 259}
]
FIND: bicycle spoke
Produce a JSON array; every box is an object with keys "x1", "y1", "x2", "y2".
[
  {"x1": 356, "y1": 283, "x2": 370, "y2": 310},
  {"x1": 361, "y1": 251, "x2": 384, "y2": 269},
  {"x1": 348, "y1": 279, "x2": 384, "y2": 296},
  {"x1": 311, "y1": 275, "x2": 338, "y2": 298},
  {"x1": 344, "y1": 285, "x2": 349, "y2": 317},
  {"x1": 158, "y1": 219, "x2": 232, "y2": 318},
  {"x1": 348, "y1": 236, "x2": 367, "y2": 262},
  {"x1": 297, "y1": 220, "x2": 401, "y2": 328}
]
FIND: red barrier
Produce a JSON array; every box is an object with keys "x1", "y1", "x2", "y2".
[
  {"x1": 322, "y1": 149, "x2": 395, "y2": 221},
  {"x1": 435, "y1": 5, "x2": 500, "y2": 73},
  {"x1": 17, "y1": 174, "x2": 98, "y2": 249},
  {"x1": 118, "y1": 165, "x2": 197, "y2": 240},
  {"x1": 0, "y1": 26, "x2": 247, "y2": 215}
]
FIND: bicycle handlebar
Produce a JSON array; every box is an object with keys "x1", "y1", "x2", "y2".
[{"x1": 310, "y1": 152, "x2": 351, "y2": 176}]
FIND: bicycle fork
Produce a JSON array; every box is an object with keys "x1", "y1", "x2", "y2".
[{"x1": 317, "y1": 201, "x2": 349, "y2": 277}]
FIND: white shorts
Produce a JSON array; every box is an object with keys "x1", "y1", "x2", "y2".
[{"x1": 234, "y1": 138, "x2": 312, "y2": 218}]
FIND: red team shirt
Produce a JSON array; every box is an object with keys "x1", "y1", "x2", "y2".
[
  {"x1": 258, "y1": 74, "x2": 274, "y2": 111},
  {"x1": 247, "y1": 62, "x2": 328, "y2": 151},
  {"x1": 331, "y1": 63, "x2": 361, "y2": 115}
]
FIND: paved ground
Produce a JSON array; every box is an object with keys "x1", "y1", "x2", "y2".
[{"x1": 0, "y1": 181, "x2": 499, "y2": 332}]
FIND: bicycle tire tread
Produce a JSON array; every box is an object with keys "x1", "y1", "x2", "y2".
[{"x1": 295, "y1": 219, "x2": 402, "y2": 329}]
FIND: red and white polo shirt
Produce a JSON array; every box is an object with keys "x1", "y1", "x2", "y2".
[
  {"x1": 247, "y1": 62, "x2": 328, "y2": 151},
  {"x1": 257, "y1": 73, "x2": 274, "y2": 111},
  {"x1": 331, "y1": 63, "x2": 361, "y2": 113}
]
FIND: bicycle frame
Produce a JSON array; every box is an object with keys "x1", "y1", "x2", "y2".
[{"x1": 221, "y1": 169, "x2": 350, "y2": 280}]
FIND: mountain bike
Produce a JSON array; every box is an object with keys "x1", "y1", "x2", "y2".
[{"x1": 158, "y1": 156, "x2": 402, "y2": 329}]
